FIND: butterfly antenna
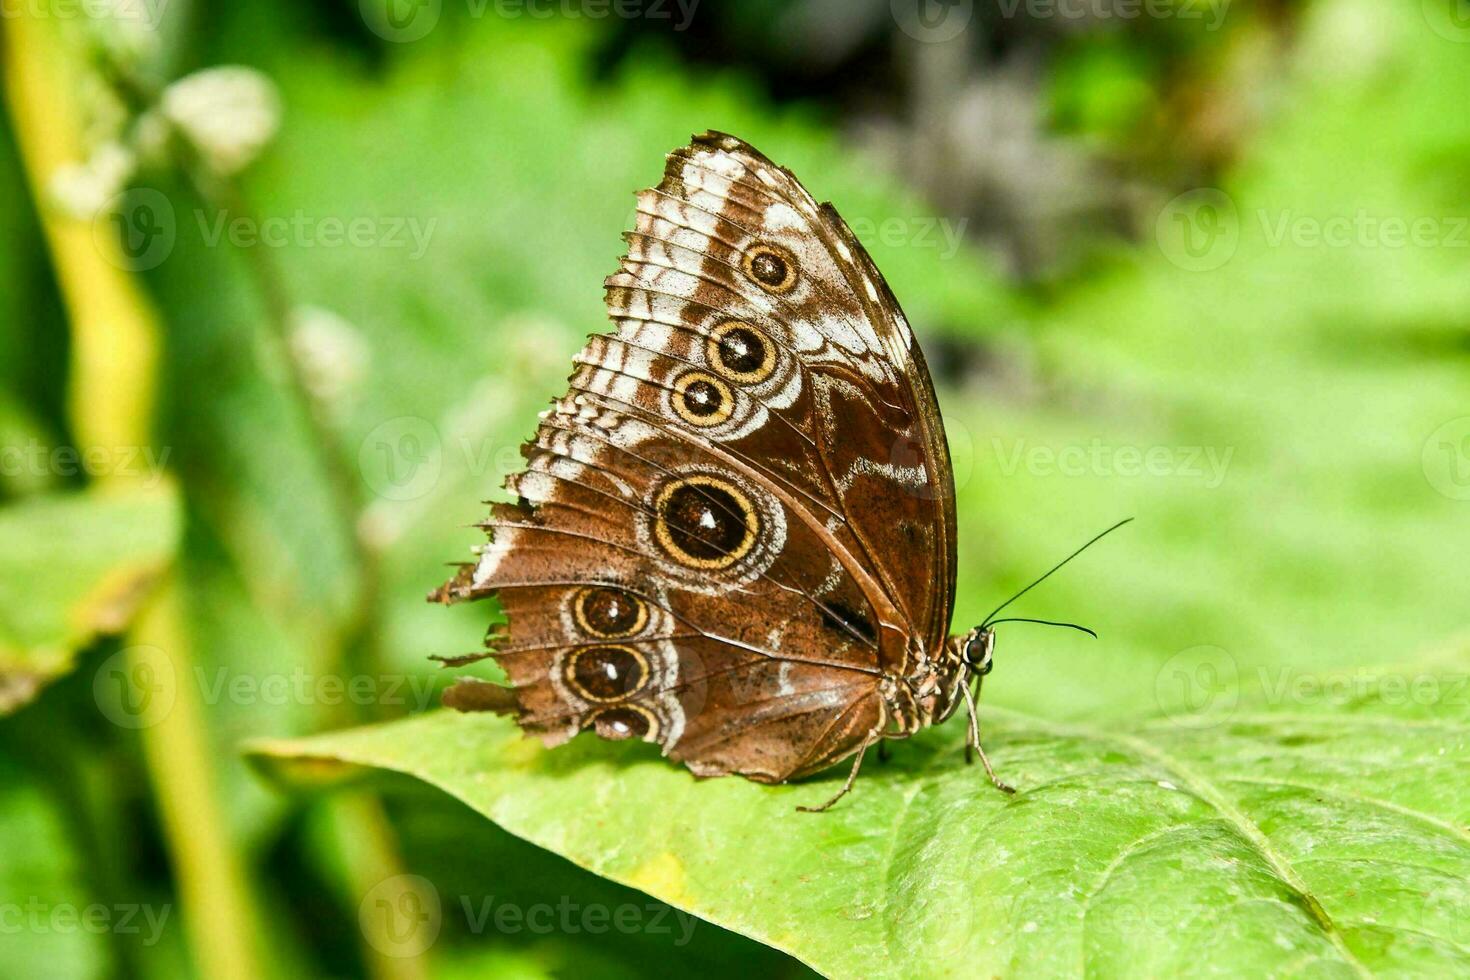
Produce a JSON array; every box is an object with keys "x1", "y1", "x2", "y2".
[
  {"x1": 979, "y1": 518, "x2": 1133, "y2": 630},
  {"x1": 983, "y1": 617, "x2": 1098, "y2": 639}
]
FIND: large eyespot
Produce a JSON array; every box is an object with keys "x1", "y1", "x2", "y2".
[
  {"x1": 653, "y1": 475, "x2": 758, "y2": 570},
  {"x1": 573, "y1": 587, "x2": 647, "y2": 639},
  {"x1": 707, "y1": 320, "x2": 775, "y2": 384},
  {"x1": 741, "y1": 243, "x2": 798, "y2": 294},
  {"x1": 588, "y1": 704, "x2": 657, "y2": 741},
  {"x1": 564, "y1": 645, "x2": 650, "y2": 703},
  {"x1": 671, "y1": 371, "x2": 734, "y2": 427}
]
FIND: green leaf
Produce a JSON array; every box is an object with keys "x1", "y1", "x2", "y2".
[
  {"x1": 0, "y1": 755, "x2": 109, "y2": 980},
  {"x1": 249, "y1": 649, "x2": 1470, "y2": 979},
  {"x1": 0, "y1": 483, "x2": 181, "y2": 714}
]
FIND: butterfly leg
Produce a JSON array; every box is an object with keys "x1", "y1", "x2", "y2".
[
  {"x1": 877, "y1": 741, "x2": 890, "y2": 764},
  {"x1": 961, "y1": 678, "x2": 1015, "y2": 795},
  {"x1": 797, "y1": 729, "x2": 880, "y2": 813}
]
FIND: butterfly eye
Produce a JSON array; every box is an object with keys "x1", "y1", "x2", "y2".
[
  {"x1": 564, "y1": 645, "x2": 650, "y2": 702},
  {"x1": 742, "y1": 243, "x2": 798, "y2": 294},
  {"x1": 966, "y1": 632, "x2": 995, "y2": 675},
  {"x1": 671, "y1": 371, "x2": 735, "y2": 427},
  {"x1": 707, "y1": 320, "x2": 776, "y2": 384}
]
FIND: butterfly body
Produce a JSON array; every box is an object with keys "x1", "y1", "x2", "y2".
[{"x1": 436, "y1": 132, "x2": 1009, "y2": 807}]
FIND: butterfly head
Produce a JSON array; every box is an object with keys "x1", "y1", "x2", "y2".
[{"x1": 959, "y1": 626, "x2": 996, "y2": 676}]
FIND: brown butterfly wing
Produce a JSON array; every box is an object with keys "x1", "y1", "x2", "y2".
[
  {"x1": 437, "y1": 132, "x2": 955, "y2": 782},
  {"x1": 615, "y1": 131, "x2": 958, "y2": 658},
  {"x1": 439, "y1": 396, "x2": 885, "y2": 783}
]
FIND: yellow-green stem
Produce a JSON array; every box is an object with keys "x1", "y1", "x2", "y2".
[{"x1": 2, "y1": 13, "x2": 264, "y2": 980}]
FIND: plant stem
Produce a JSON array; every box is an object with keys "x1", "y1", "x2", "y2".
[{"x1": 1, "y1": 14, "x2": 265, "y2": 980}]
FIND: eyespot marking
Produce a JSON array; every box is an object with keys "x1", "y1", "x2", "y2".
[
  {"x1": 588, "y1": 704, "x2": 658, "y2": 741},
  {"x1": 653, "y1": 475, "x2": 759, "y2": 570},
  {"x1": 742, "y1": 243, "x2": 797, "y2": 293},
  {"x1": 573, "y1": 587, "x2": 648, "y2": 639},
  {"x1": 564, "y1": 644, "x2": 650, "y2": 703},
  {"x1": 707, "y1": 320, "x2": 775, "y2": 384},
  {"x1": 671, "y1": 371, "x2": 735, "y2": 427}
]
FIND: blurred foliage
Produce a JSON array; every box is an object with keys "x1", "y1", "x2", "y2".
[
  {"x1": 0, "y1": 483, "x2": 179, "y2": 714},
  {"x1": 2, "y1": 0, "x2": 1469, "y2": 976}
]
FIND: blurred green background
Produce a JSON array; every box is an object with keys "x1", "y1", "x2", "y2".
[{"x1": 2, "y1": 0, "x2": 1468, "y2": 976}]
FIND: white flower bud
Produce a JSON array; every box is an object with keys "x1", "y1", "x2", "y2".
[
  {"x1": 162, "y1": 66, "x2": 281, "y2": 176},
  {"x1": 289, "y1": 306, "x2": 371, "y2": 410},
  {"x1": 48, "y1": 141, "x2": 137, "y2": 218}
]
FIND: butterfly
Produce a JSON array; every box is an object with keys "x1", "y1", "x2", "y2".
[{"x1": 432, "y1": 131, "x2": 1121, "y2": 810}]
